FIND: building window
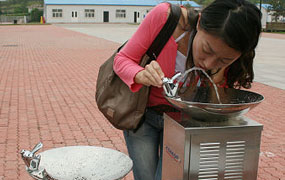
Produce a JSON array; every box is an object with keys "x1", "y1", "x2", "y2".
[
  {"x1": 52, "y1": 9, "x2": 62, "y2": 17},
  {"x1": 85, "y1": 9, "x2": 95, "y2": 18},
  {"x1": 116, "y1": 9, "x2": 126, "y2": 18},
  {"x1": 72, "y1": 11, "x2": 78, "y2": 18}
]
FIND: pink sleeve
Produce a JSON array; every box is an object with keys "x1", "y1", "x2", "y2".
[{"x1": 113, "y1": 3, "x2": 169, "y2": 92}]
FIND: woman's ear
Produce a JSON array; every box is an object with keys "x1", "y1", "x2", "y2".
[{"x1": 196, "y1": 13, "x2": 201, "y2": 30}]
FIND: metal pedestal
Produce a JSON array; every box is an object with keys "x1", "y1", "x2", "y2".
[{"x1": 162, "y1": 113, "x2": 263, "y2": 180}]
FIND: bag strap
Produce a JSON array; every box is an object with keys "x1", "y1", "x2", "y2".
[{"x1": 146, "y1": 3, "x2": 181, "y2": 60}]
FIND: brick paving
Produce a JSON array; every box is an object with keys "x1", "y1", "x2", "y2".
[
  {"x1": 0, "y1": 25, "x2": 284, "y2": 180},
  {"x1": 261, "y1": 32, "x2": 285, "y2": 39}
]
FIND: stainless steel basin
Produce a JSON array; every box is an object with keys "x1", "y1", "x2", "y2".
[{"x1": 165, "y1": 86, "x2": 264, "y2": 121}]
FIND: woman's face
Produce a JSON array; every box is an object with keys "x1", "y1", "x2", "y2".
[{"x1": 192, "y1": 28, "x2": 241, "y2": 71}]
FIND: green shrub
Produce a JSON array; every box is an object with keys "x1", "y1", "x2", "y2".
[
  {"x1": 14, "y1": 6, "x2": 28, "y2": 14},
  {"x1": 30, "y1": 8, "x2": 43, "y2": 22}
]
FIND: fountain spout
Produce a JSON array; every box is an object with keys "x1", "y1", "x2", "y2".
[
  {"x1": 162, "y1": 67, "x2": 221, "y2": 104},
  {"x1": 162, "y1": 72, "x2": 182, "y2": 97},
  {"x1": 20, "y1": 142, "x2": 54, "y2": 180}
]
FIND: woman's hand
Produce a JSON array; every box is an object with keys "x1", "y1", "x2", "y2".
[{"x1": 135, "y1": 61, "x2": 165, "y2": 88}]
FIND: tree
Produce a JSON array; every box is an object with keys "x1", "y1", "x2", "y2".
[
  {"x1": 248, "y1": 0, "x2": 260, "y2": 4},
  {"x1": 14, "y1": 5, "x2": 28, "y2": 14},
  {"x1": 203, "y1": 0, "x2": 214, "y2": 6},
  {"x1": 30, "y1": 8, "x2": 42, "y2": 22},
  {"x1": 268, "y1": 0, "x2": 285, "y2": 22},
  {"x1": 193, "y1": 0, "x2": 214, "y2": 7},
  {"x1": 183, "y1": 2, "x2": 192, "y2": 8}
]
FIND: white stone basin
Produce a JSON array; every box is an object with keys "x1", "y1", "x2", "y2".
[{"x1": 37, "y1": 146, "x2": 133, "y2": 180}]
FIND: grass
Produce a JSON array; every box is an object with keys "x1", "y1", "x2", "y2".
[
  {"x1": 267, "y1": 31, "x2": 285, "y2": 34},
  {"x1": 274, "y1": 32, "x2": 285, "y2": 34},
  {"x1": 263, "y1": 30, "x2": 285, "y2": 34}
]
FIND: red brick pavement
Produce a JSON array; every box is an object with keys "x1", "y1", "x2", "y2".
[
  {"x1": 247, "y1": 83, "x2": 285, "y2": 180},
  {"x1": 261, "y1": 32, "x2": 285, "y2": 39},
  {"x1": 0, "y1": 25, "x2": 284, "y2": 180}
]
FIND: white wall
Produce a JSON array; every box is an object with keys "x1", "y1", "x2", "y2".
[
  {"x1": 259, "y1": 7, "x2": 274, "y2": 29},
  {"x1": 260, "y1": 7, "x2": 268, "y2": 29},
  {"x1": 45, "y1": 5, "x2": 153, "y2": 23}
]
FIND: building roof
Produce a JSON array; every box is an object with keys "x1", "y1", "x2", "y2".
[
  {"x1": 160, "y1": 1, "x2": 201, "y2": 8},
  {"x1": 44, "y1": 0, "x2": 159, "y2": 6},
  {"x1": 261, "y1": 3, "x2": 272, "y2": 10},
  {"x1": 44, "y1": 0, "x2": 201, "y2": 7}
]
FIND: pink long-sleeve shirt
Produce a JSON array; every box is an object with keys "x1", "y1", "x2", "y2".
[{"x1": 114, "y1": 3, "x2": 178, "y2": 107}]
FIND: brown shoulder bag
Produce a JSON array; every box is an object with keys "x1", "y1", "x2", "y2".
[{"x1": 95, "y1": 3, "x2": 181, "y2": 130}]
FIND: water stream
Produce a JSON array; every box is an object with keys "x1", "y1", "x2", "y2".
[{"x1": 179, "y1": 67, "x2": 222, "y2": 104}]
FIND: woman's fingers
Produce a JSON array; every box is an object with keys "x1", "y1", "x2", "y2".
[
  {"x1": 134, "y1": 61, "x2": 164, "y2": 87},
  {"x1": 152, "y1": 61, "x2": 165, "y2": 80},
  {"x1": 145, "y1": 61, "x2": 164, "y2": 87}
]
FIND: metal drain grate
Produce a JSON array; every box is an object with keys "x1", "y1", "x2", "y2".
[
  {"x1": 225, "y1": 141, "x2": 245, "y2": 180},
  {"x1": 198, "y1": 142, "x2": 220, "y2": 180}
]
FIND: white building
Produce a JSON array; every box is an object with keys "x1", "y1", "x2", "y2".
[
  {"x1": 258, "y1": 4, "x2": 273, "y2": 29},
  {"x1": 43, "y1": 0, "x2": 201, "y2": 24},
  {"x1": 43, "y1": 0, "x2": 158, "y2": 24}
]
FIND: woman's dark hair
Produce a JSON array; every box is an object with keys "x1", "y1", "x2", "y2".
[{"x1": 186, "y1": 0, "x2": 262, "y2": 89}]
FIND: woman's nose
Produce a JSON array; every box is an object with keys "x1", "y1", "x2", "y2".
[{"x1": 203, "y1": 56, "x2": 218, "y2": 70}]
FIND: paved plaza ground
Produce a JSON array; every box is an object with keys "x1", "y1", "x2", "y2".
[{"x1": 0, "y1": 24, "x2": 284, "y2": 180}]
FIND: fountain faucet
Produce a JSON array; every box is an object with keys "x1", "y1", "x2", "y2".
[
  {"x1": 21, "y1": 142, "x2": 43, "y2": 171},
  {"x1": 162, "y1": 72, "x2": 182, "y2": 97},
  {"x1": 20, "y1": 142, "x2": 54, "y2": 180}
]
